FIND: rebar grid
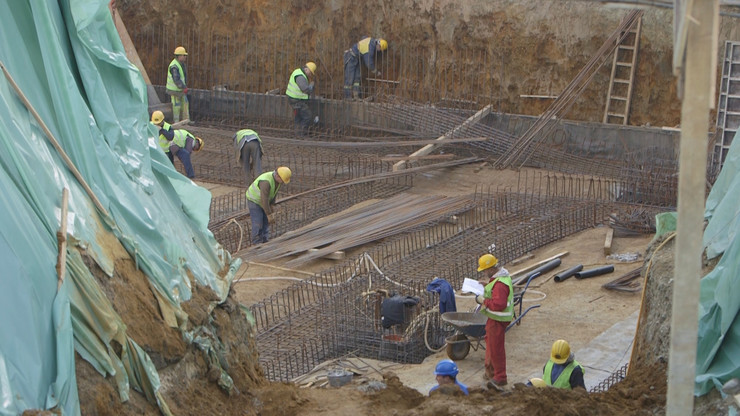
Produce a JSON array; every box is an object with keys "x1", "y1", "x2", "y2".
[
  {"x1": 248, "y1": 185, "x2": 625, "y2": 382},
  {"x1": 134, "y1": 29, "x2": 501, "y2": 107},
  {"x1": 590, "y1": 362, "x2": 629, "y2": 393}
]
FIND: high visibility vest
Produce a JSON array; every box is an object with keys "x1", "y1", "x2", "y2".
[
  {"x1": 544, "y1": 359, "x2": 583, "y2": 389},
  {"x1": 156, "y1": 122, "x2": 172, "y2": 152},
  {"x1": 172, "y1": 129, "x2": 193, "y2": 148},
  {"x1": 479, "y1": 275, "x2": 514, "y2": 322},
  {"x1": 166, "y1": 59, "x2": 185, "y2": 92},
  {"x1": 236, "y1": 129, "x2": 262, "y2": 145},
  {"x1": 357, "y1": 37, "x2": 372, "y2": 55},
  {"x1": 286, "y1": 68, "x2": 308, "y2": 100},
  {"x1": 246, "y1": 171, "x2": 281, "y2": 209}
]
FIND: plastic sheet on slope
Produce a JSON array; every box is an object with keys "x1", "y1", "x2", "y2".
[
  {"x1": 0, "y1": 0, "x2": 239, "y2": 413},
  {"x1": 695, "y1": 130, "x2": 740, "y2": 396}
]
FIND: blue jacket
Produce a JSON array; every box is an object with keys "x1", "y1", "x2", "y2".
[
  {"x1": 426, "y1": 278, "x2": 457, "y2": 314},
  {"x1": 351, "y1": 37, "x2": 379, "y2": 71}
]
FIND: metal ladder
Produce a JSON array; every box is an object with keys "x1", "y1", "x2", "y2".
[
  {"x1": 713, "y1": 41, "x2": 740, "y2": 171},
  {"x1": 603, "y1": 16, "x2": 642, "y2": 125}
]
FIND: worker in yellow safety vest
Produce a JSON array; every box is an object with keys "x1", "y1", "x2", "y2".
[
  {"x1": 475, "y1": 253, "x2": 513, "y2": 387},
  {"x1": 170, "y1": 129, "x2": 203, "y2": 179},
  {"x1": 534, "y1": 340, "x2": 586, "y2": 390},
  {"x1": 150, "y1": 110, "x2": 175, "y2": 164},
  {"x1": 286, "y1": 62, "x2": 318, "y2": 137},
  {"x1": 234, "y1": 129, "x2": 264, "y2": 185},
  {"x1": 343, "y1": 37, "x2": 387, "y2": 99},
  {"x1": 245, "y1": 167, "x2": 291, "y2": 244},
  {"x1": 166, "y1": 46, "x2": 190, "y2": 123}
]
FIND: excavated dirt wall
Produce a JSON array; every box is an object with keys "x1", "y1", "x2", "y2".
[{"x1": 120, "y1": 0, "x2": 740, "y2": 127}]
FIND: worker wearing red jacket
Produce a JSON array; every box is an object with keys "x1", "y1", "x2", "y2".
[{"x1": 475, "y1": 253, "x2": 513, "y2": 386}]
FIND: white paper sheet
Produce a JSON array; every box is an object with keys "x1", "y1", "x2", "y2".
[{"x1": 461, "y1": 278, "x2": 485, "y2": 296}]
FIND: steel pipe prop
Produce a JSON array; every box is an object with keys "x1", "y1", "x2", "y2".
[
  {"x1": 574, "y1": 265, "x2": 615, "y2": 279},
  {"x1": 554, "y1": 264, "x2": 584, "y2": 283}
]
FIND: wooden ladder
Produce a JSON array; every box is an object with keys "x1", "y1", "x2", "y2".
[{"x1": 603, "y1": 16, "x2": 642, "y2": 125}]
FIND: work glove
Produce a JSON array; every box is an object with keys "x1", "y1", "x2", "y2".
[
  {"x1": 313, "y1": 116, "x2": 319, "y2": 124},
  {"x1": 159, "y1": 128, "x2": 167, "y2": 136},
  {"x1": 475, "y1": 295, "x2": 485, "y2": 305}
]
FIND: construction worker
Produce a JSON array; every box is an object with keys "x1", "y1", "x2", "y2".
[
  {"x1": 166, "y1": 46, "x2": 190, "y2": 123},
  {"x1": 343, "y1": 37, "x2": 388, "y2": 99},
  {"x1": 429, "y1": 359, "x2": 469, "y2": 396},
  {"x1": 245, "y1": 167, "x2": 291, "y2": 244},
  {"x1": 150, "y1": 110, "x2": 175, "y2": 164},
  {"x1": 286, "y1": 62, "x2": 318, "y2": 137},
  {"x1": 170, "y1": 129, "x2": 203, "y2": 179},
  {"x1": 234, "y1": 129, "x2": 264, "y2": 185},
  {"x1": 475, "y1": 253, "x2": 513, "y2": 387},
  {"x1": 541, "y1": 339, "x2": 586, "y2": 390}
]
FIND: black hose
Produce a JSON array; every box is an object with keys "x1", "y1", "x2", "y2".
[
  {"x1": 574, "y1": 265, "x2": 615, "y2": 279},
  {"x1": 554, "y1": 264, "x2": 583, "y2": 283}
]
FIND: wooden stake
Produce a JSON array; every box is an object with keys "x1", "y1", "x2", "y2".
[
  {"x1": 56, "y1": 188, "x2": 69, "y2": 291},
  {"x1": 604, "y1": 227, "x2": 614, "y2": 255}
]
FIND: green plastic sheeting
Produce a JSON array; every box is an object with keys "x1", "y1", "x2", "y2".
[
  {"x1": 695, "y1": 129, "x2": 740, "y2": 396},
  {"x1": 0, "y1": 1, "x2": 240, "y2": 414}
]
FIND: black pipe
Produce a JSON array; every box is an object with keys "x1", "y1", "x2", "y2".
[
  {"x1": 574, "y1": 265, "x2": 615, "y2": 279},
  {"x1": 554, "y1": 264, "x2": 583, "y2": 283},
  {"x1": 526, "y1": 259, "x2": 562, "y2": 281}
]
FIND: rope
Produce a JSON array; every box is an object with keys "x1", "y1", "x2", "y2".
[{"x1": 218, "y1": 218, "x2": 244, "y2": 253}]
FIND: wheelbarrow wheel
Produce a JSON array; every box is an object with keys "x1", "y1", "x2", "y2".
[{"x1": 445, "y1": 333, "x2": 471, "y2": 360}]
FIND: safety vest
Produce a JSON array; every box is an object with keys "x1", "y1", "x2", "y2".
[
  {"x1": 286, "y1": 68, "x2": 308, "y2": 100},
  {"x1": 357, "y1": 37, "x2": 372, "y2": 55},
  {"x1": 172, "y1": 129, "x2": 193, "y2": 148},
  {"x1": 246, "y1": 171, "x2": 281, "y2": 208},
  {"x1": 236, "y1": 129, "x2": 262, "y2": 145},
  {"x1": 166, "y1": 59, "x2": 185, "y2": 92},
  {"x1": 479, "y1": 275, "x2": 514, "y2": 322},
  {"x1": 544, "y1": 359, "x2": 583, "y2": 389},
  {"x1": 157, "y1": 121, "x2": 172, "y2": 152}
]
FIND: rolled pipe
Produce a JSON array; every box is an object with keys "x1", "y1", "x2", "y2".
[
  {"x1": 554, "y1": 264, "x2": 584, "y2": 283},
  {"x1": 525, "y1": 259, "x2": 562, "y2": 281},
  {"x1": 574, "y1": 265, "x2": 615, "y2": 279}
]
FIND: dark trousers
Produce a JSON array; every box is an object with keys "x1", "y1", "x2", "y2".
[
  {"x1": 289, "y1": 98, "x2": 312, "y2": 137},
  {"x1": 343, "y1": 50, "x2": 361, "y2": 99},
  {"x1": 240, "y1": 140, "x2": 262, "y2": 185},
  {"x1": 166, "y1": 150, "x2": 175, "y2": 165},
  {"x1": 248, "y1": 201, "x2": 269, "y2": 244},
  {"x1": 175, "y1": 148, "x2": 194, "y2": 178}
]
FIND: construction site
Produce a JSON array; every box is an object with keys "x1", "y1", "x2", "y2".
[{"x1": 2, "y1": 0, "x2": 740, "y2": 415}]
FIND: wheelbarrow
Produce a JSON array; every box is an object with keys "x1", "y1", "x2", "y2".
[{"x1": 441, "y1": 272, "x2": 542, "y2": 360}]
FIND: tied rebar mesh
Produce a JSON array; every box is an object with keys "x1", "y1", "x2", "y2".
[{"x1": 590, "y1": 362, "x2": 629, "y2": 393}]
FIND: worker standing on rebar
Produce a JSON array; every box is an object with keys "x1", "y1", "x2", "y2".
[
  {"x1": 286, "y1": 62, "x2": 318, "y2": 137},
  {"x1": 245, "y1": 167, "x2": 291, "y2": 244},
  {"x1": 166, "y1": 46, "x2": 190, "y2": 123},
  {"x1": 475, "y1": 253, "x2": 513, "y2": 388},
  {"x1": 150, "y1": 110, "x2": 175, "y2": 165},
  {"x1": 234, "y1": 128, "x2": 264, "y2": 185},
  {"x1": 169, "y1": 129, "x2": 203, "y2": 179},
  {"x1": 343, "y1": 37, "x2": 388, "y2": 99}
]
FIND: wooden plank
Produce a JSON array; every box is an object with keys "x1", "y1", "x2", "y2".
[
  {"x1": 56, "y1": 188, "x2": 69, "y2": 291},
  {"x1": 307, "y1": 249, "x2": 345, "y2": 260},
  {"x1": 380, "y1": 154, "x2": 454, "y2": 162},
  {"x1": 110, "y1": 5, "x2": 152, "y2": 85},
  {"x1": 392, "y1": 104, "x2": 492, "y2": 171},
  {"x1": 604, "y1": 227, "x2": 614, "y2": 255}
]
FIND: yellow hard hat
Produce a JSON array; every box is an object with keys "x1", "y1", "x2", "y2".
[
  {"x1": 550, "y1": 339, "x2": 571, "y2": 364},
  {"x1": 150, "y1": 110, "x2": 164, "y2": 124},
  {"x1": 194, "y1": 137, "x2": 204, "y2": 152},
  {"x1": 277, "y1": 166, "x2": 292, "y2": 184},
  {"x1": 477, "y1": 254, "x2": 498, "y2": 272},
  {"x1": 378, "y1": 39, "x2": 388, "y2": 51},
  {"x1": 305, "y1": 62, "x2": 317, "y2": 75},
  {"x1": 174, "y1": 46, "x2": 188, "y2": 56},
  {"x1": 530, "y1": 378, "x2": 547, "y2": 388}
]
